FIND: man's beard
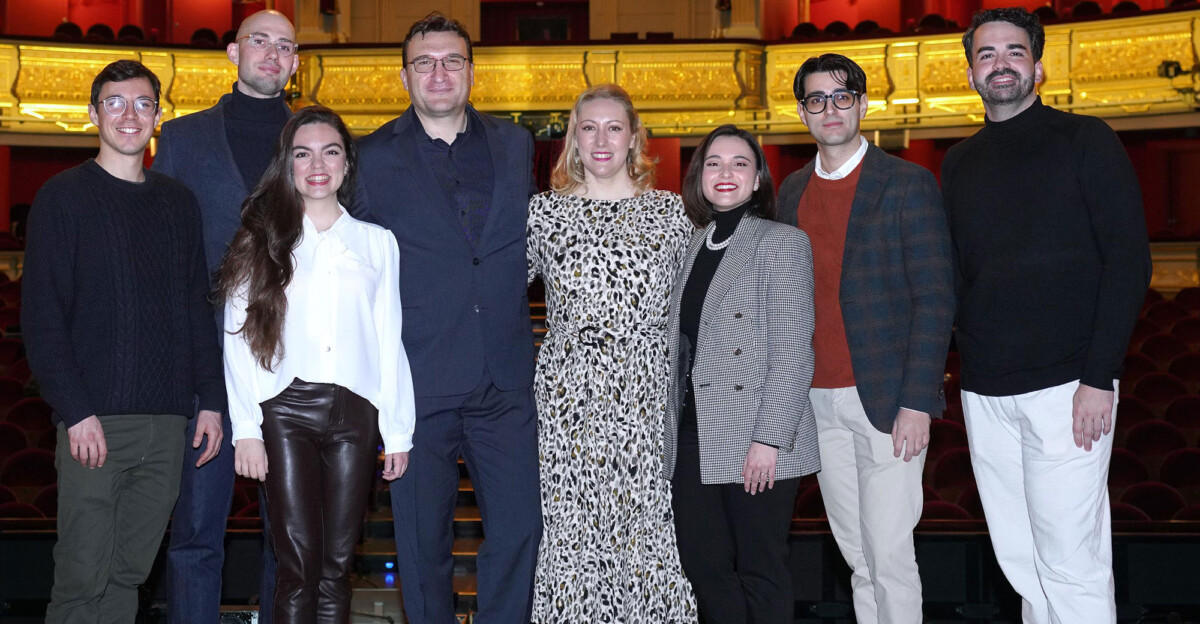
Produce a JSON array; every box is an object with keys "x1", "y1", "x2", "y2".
[{"x1": 976, "y1": 68, "x2": 1035, "y2": 106}]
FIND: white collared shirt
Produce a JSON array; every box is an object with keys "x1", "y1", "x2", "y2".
[
  {"x1": 224, "y1": 208, "x2": 415, "y2": 454},
  {"x1": 814, "y1": 135, "x2": 869, "y2": 180}
]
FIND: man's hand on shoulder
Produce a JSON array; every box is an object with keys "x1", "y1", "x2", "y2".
[
  {"x1": 193, "y1": 410, "x2": 224, "y2": 467},
  {"x1": 1072, "y1": 383, "x2": 1113, "y2": 452},
  {"x1": 67, "y1": 415, "x2": 107, "y2": 468}
]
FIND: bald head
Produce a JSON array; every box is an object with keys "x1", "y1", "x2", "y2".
[{"x1": 227, "y1": 9, "x2": 299, "y2": 99}]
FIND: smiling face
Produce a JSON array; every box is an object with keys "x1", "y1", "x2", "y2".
[
  {"x1": 88, "y1": 77, "x2": 161, "y2": 159},
  {"x1": 227, "y1": 10, "x2": 298, "y2": 98},
  {"x1": 401, "y1": 30, "x2": 474, "y2": 120},
  {"x1": 798, "y1": 71, "x2": 867, "y2": 150},
  {"x1": 967, "y1": 20, "x2": 1042, "y2": 111},
  {"x1": 573, "y1": 97, "x2": 635, "y2": 185},
  {"x1": 291, "y1": 122, "x2": 347, "y2": 207},
  {"x1": 702, "y1": 135, "x2": 760, "y2": 211}
]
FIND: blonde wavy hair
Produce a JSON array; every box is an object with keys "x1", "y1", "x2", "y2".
[{"x1": 550, "y1": 84, "x2": 656, "y2": 195}]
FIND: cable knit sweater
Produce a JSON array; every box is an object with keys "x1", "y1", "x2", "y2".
[{"x1": 22, "y1": 159, "x2": 225, "y2": 427}]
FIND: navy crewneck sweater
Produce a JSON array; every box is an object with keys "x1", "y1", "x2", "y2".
[
  {"x1": 941, "y1": 98, "x2": 1151, "y2": 396},
  {"x1": 22, "y1": 159, "x2": 225, "y2": 426}
]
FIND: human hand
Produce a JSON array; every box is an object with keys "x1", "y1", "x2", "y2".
[
  {"x1": 382, "y1": 451, "x2": 410, "y2": 481},
  {"x1": 67, "y1": 415, "x2": 107, "y2": 468},
  {"x1": 193, "y1": 410, "x2": 224, "y2": 467},
  {"x1": 234, "y1": 439, "x2": 268, "y2": 481},
  {"x1": 741, "y1": 442, "x2": 778, "y2": 495},
  {"x1": 891, "y1": 408, "x2": 930, "y2": 462},
  {"x1": 1072, "y1": 383, "x2": 1113, "y2": 452}
]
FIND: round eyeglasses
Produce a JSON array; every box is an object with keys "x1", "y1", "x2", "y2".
[
  {"x1": 801, "y1": 90, "x2": 861, "y2": 115},
  {"x1": 409, "y1": 55, "x2": 468, "y2": 73},
  {"x1": 238, "y1": 34, "x2": 297, "y2": 57},
  {"x1": 100, "y1": 96, "x2": 158, "y2": 117}
]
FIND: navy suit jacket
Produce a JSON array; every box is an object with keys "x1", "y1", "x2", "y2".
[
  {"x1": 353, "y1": 106, "x2": 537, "y2": 398},
  {"x1": 777, "y1": 144, "x2": 955, "y2": 433},
  {"x1": 151, "y1": 94, "x2": 290, "y2": 277}
]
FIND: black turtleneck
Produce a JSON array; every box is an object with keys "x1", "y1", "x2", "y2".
[
  {"x1": 223, "y1": 83, "x2": 291, "y2": 190},
  {"x1": 941, "y1": 97, "x2": 1151, "y2": 396},
  {"x1": 677, "y1": 202, "x2": 751, "y2": 439}
]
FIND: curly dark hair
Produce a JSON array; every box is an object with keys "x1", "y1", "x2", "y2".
[
  {"x1": 962, "y1": 8, "x2": 1045, "y2": 66},
  {"x1": 215, "y1": 106, "x2": 358, "y2": 371}
]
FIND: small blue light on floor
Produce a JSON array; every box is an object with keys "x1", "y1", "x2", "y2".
[
  {"x1": 385, "y1": 573, "x2": 395, "y2": 587},
  {"x1": 385, "y1": 561, "x2": 394, "y2": 569}
]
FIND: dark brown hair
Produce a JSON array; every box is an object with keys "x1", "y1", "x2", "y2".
[
  {"x1": 681, "y1": 124, "x2": 776, "y2": 227},
  {"x1": 962, "y1": 8, "x2": 1044, "y2": 66},
  {"x1": 402, "y1": 12, "x2": 473, "y2": 65},
  {"x1": 215, "y1": 105, "x2": 358, "y2": 371}
]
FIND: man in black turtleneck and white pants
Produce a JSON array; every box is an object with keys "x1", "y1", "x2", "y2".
[
  {"x1": 942, "y1": 9, "x2": 1151, "y2": 624},
  {"x1": 151, "y1": 10, "x2": 299, "y2": 624}
]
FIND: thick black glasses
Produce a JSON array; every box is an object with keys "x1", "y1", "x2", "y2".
[{"x1": 801, "y1": 90, "x2": 861, "y2": 114}]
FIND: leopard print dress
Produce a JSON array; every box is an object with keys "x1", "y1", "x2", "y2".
[{"x1": 527, "y1": 189, "x2": 698, "y2": 623}]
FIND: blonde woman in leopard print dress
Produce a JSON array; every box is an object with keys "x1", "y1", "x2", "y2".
[{"x1": 526, "y1": 84, "x2": 698, "y2": 623}]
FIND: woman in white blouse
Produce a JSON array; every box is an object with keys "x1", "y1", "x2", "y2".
[{"x1": 215, "y1": 106, "x2": 415, "y2": 624}]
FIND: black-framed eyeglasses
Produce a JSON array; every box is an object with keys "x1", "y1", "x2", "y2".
[
  {"x1": 238, "y1": 34, "x2": 298, "y2": 57},
  {"x1": 801, "y1": 90, "x2": 861, "y2": 114},
  {"x1": 409, "y1": 55, "x2": 469, "y2": 73},
  {"x1": 100, "y1": 96, "x2": 158, "y2": 117}
]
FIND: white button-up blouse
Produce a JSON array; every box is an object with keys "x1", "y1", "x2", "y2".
[{"x1": 223, "y1": 208, "x2": 415, "y2": 454}]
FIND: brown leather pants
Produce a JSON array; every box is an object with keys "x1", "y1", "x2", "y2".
[{"x1": 261, "y1": 379, "x2": 378, "y2": 624}]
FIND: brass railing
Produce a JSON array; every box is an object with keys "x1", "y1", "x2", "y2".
[{"x1": 0, "y1": 8, "x2": 1197, "y2": 137}]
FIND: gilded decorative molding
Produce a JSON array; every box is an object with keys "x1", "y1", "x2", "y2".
[{"x1": 0, "y1": 8, "x2": 1197, "y2": 137}]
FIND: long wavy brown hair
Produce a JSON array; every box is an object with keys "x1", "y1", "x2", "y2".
[
  {"x1": 215, "y1": 105, "x2": 358, "y2": 371},
  {"x1": 550, "y1": 84, "x2": 656, "y2": 196}
]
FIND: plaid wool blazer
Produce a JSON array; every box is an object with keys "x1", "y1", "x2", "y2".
[
  {"x1": 663, "y1": 215, "x2": 821, "y2": 485},
  {"x1": 777, "y1": 144, "x2": 955, "y2": 433}
]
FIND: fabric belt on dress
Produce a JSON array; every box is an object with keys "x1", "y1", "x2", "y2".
[{"x1": 549, "y1": 322, "x2": 666, "y2": 350}]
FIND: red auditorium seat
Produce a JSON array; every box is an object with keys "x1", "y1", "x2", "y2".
[
  {"x1": 0, "y1": 421, "x2": 25, "y2": 463},
  {"x1": 1116, "y1": 395, "x2": 1154, "y2": 429},
  {"x1": 5, "y1": 358, "x2": 30, "y2": 383},
  {"x1": 1168, "y1": 352, "x2": 1200, "y2": 387},
  {"x1": 793, "y1": 484, "x2": 826, "y2": 520},
  {"x1": 0, "y1": 501, "x2": 44, "y2": 518},
  {"x1": 1171, "y1": 316, "x2": 1200, "y2": 347},
  {"x1": 1144, "y1": 288, "x2": 1165, "y2": 309},
  {"x1": 1133, "y1": 372, "x2": 1188, "y2": 408},
  {"x1": 927, "y1": 419, "x2": 968, "y2": 462},
  {"x1": 0, "y1": 447, "x2": 56, "y2": 500},
  {"x1": 1164, "y1": 395, "x2": 1200, "y2": 445},
  {"x1": 0, "y1": 282, "x2": 20, "y2": 307},
  {"x1": 944, "y1": 351, "x2": 960, "y2": 377},
  {"x1": 0, "y1": 377, "x2": 23, "y2": 410},
  {"x1": 36, "y1": 427, "x2": 56, "y2": 451},
  {"x1": 1125, "y1": 420, "x2": 1187, "y2": 458},
  {"x1": 921, "y1": 500, "x2": 973, "y2": 520},
  {"x1": 1111, "y1": 501, "x2": 1152, "y2": 522},
  {"x1": 943, "y1": 376, "x2": 961, "y2": 407},
  {"x1": 923, "y1": 485, "x2": 941, "y2": 502},
  {"x1": 1122, "y1": 352, "x2": 1158, "y2": 384},
  {"x1": 1121, "y1": 482, "x2": 1186, "y2": 521},
  {"x1": 1172, "y1": 504, "x2": 1200, "y2": 521},
  {"x1": 0, "y1": 338, "x2": 21, "y2": 368},
  {"x1": 1145, "y1": 301, "x2": 1191, "y2": 329},
  {"x1": 1128, "y1": 318, "x2": 1162, "y2": 350},
  {"x1": 32, "y1": 484, "x2": 56, "y2": 517},
  {"x1": 1139, "y1": 335, "x2": 1190, "y2": 365},
  {"x1": 932, "y1": 447, "x2": 975, "y2": 502},
  {"x1": 942, "y1": 402, "x2": 964, "y2": 425},
  {"x1": 5, "y1": 397, "x2": 52, "y2": 435},
  {"x1": 234, "y1": 501, "x2": 260, "y2": 518},
  {"x1": 1109, "y1": 448, "x2": 1150, "y2": 497},
  {"x1": 1159, "y1": 448, "x2": 1200, "y2": 499},
  {"x1": 0, "y1": 484, "x2": 15, "y2": 504},
  {"x1": 0, "y1": 308, "x2": 19, "y2": 330},
  {"x1": 957, "y1": 484, "x2": 985, "y2": 519},
  {"x1": 1174, "y1": 286, "x2": 1200, "y2": 312}
]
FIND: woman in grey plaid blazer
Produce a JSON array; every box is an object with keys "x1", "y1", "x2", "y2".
[{"x1": 665, "y1": 125, "x2": 820, "y2": 623}]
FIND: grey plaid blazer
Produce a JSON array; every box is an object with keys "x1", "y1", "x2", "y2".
[{"x1": 662, "y1": 214, "x2": 821, "y2": 485}]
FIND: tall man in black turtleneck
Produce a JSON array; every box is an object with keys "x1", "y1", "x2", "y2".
[
  {"x1": 151, "y1": 10, "x2": 298, "y2": 624},
  {"x1": 941, "y1": 9, "x2": 1151, "y2": 624}
]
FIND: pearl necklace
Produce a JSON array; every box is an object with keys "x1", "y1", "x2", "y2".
[{"x1": 705, "y1": 224, "x2": 732, "y2": 251}]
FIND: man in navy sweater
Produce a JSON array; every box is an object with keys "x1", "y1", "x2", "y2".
[
  {"x1": 23, "y1": 60, "x2": 224, "y2": 624},
  {"x1": 151, "y1": 11, "x2": 297, "y2": 622},
  {"x1": 941, "y1": 9, "x2": 1151, "y2": 623}
]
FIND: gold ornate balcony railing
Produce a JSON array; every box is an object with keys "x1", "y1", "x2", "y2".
[{"x1": 1, "y1": 8, "x2": 1197, "y2": 137}]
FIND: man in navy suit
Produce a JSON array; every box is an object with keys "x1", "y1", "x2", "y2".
[
  {"x1": 353, "y1": 12, "x2": 542, "y2": 624},
  {"x1": 151, "y1": 10, "x2": 298, "y2": 624}
]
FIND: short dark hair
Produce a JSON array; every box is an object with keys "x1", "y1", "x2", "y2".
[
  {"x1": 962, "y1": 8, "x2": 1044, "y2": 66},
  {"x1": 792, "y1": 54, "x2": 867, "y2": 101},
  {"x1": 90, "y1": 59, "x2": 161, "y2": 108},
  {"x1": 402, "y1": 12, "x2": 473, "y2": 65},
  {"x1": 681, "y1": 124, "x2": 776, "y2": 227}
]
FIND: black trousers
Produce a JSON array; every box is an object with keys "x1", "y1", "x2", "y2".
[
  {"x1": 671, "y1": 436, "x2": 801, "y2": 624},
  {"x1": 261, "y1": 379, "x2": 379, "y2": 624}
]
